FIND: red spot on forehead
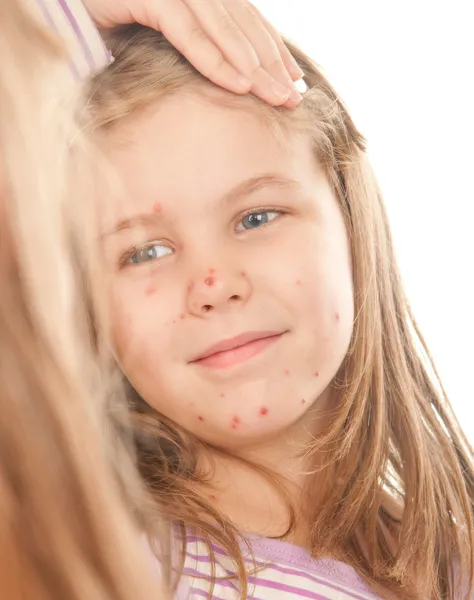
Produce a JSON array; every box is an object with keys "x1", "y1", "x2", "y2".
[
  {"x1": 145, "y1": 285, "x2": 157, "y2": 296},
  {"x1": 198, "y1": 415, "x2": 204, "y2": 421},
  {"x1": 260, "y1": 407, "x2": 268, "y2": 416},
  {"x1": 153, "y1": 202, "x2": 163, "y2": 214},
  {"x1": 204, "y1": 277, "x2": 215, "y2": 286}
]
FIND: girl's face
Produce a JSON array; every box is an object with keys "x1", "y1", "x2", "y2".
[{"x1": 100, "y1": 95, "x2": 354, "y2": 448}]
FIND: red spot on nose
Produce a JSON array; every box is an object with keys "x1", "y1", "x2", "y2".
[
  {"x1": 153, "y1": 202, "x2": 162, "y2": 214},
  {"x1": 180, "y1": 313, "x2": 186, "y2": 320},
  {"x1": 145, "y1": 285, "x2": 156, "y2": 296},
  {"x1": 204, "y1": 277, "x2": 215, "y2": 286},
  {"x1": 284, "y1": 369, "x2": 290, "y2": 375},
  {"x1": 198, "y1": 415, "x2": 204, "y2": 421},
  {"x1": 260, "y1": 407, "x2": 268, "y2": 416}
]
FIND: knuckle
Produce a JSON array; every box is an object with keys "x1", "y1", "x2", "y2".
[
  {"x1": 217, "y1": 13, "x2": 239, "y2": 34},
  {"x1": 206, "y1": 52, "x2": 227, "y2": 81}
]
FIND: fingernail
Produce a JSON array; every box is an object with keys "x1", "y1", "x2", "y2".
[
  {"x1": 271, "y1": 80, "x2": 291, "y2": 100},
  {"x1": 289, "y1": 88, "x2": 303, "y2": 103},
  {"x1": 291, "y1": 63, "x2": 305, "y2": 80}
]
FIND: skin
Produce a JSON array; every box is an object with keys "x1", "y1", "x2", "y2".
[{"x1": 100, "y1": 93, "x2": 354, "y2": 538}]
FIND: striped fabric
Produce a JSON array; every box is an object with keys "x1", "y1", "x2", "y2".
[
  {"x1": 182, "y1": 536, "x2": 381, "y2": 600},
  {"x1": 27, "y1": 0, "x2": 110, "y2": 79}
]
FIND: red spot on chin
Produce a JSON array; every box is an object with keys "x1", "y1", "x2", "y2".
[
  {"x1": 180, "y1": 313, "x2": 186, "y2": 320},
  {"x1": 145, "y1": 285, "x2": 156, "y2": 296},
  {"x1": 284, "y1": 369, "x2": 290, "y2": 375},
  {"x1": 204, "y1": 277, "x2": 215, "y2": 286},
  {"x1": 198, "y1": 415, "x2": 204, "y2": 422},
  {"x1": 260, "y1": 407, "x2": 268, "y2": 416},
  {"x1": 301, "y1": 398, "x2": 307, "y2": 404},
  {"x1": 153, "y1": 202, "x2": 163, "y2": 214}
]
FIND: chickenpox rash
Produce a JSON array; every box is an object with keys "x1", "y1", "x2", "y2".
[
  {"x1": 301, "y1": 399, "x2": 307, "y2": 404},
  {"x1": 260, "y1": 407, "x2": 268, "y2": 416},
  {"x1": 153, "y1": 202, "x2": 163, "y2": 214},
  {"x1": 240, "y1": 271, "x2": 247, "y2": 278},
  {"x1": 296, "y1": 280, "x2": 302, "y2": 286},
  {"x1": 209, "y1": 268, "x2": 216, "y2": 274},
  {"x1": 335, "y1": 312, "x2": 340, "y2": 321},
  {"x1": 179, "y1": 313, "x2": 186, "y2": 320},
  {"x1": 145, "y1": 285, "x2": 157, "y2": 296},
  {"x1": 284, "y1": 369, "x2": 290, "y2": 375},
  {"x1": 208, "y1": 494, "x2": 217, "y2": 501},
  {"x1": 204, "y1": 277, "x2": 215, "y2": 286},
  {"x1": 231, "y1": 416, "x2": 240, "y2": 429},
  {"x1": 314, "y1": 372, "x2": 319, "y2": 377},
  {"x1": 198, "y1": 415, "x2": 204, "y2": 422},
  {"x1": 220, "y1": 393, "x2": 226, "y2": 398}
]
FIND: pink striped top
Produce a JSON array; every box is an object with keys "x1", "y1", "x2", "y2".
[{"x1": 182, "y1": 535, "x2": 381, "y2": 600}]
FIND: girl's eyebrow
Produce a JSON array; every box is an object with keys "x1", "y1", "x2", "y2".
[
  {"x1": 103, "y1": 173, "x2": 301, "y2": 239},
  {"x1": 221, "y1": 172, "x2": 302, "y2": 206}
]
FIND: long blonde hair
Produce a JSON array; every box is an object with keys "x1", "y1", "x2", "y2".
[
  {"x1": 87, "y1": 24, "x2": 474, "y2": 600},
  {"x1": 0, "y1": 6, "x2": 166, "y2": 600}
]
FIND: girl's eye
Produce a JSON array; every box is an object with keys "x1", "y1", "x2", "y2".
[
  {"x1": 236, "y1": 211, "x2": 281, "y2": 232},
  {"x1": 126, "y1": 244, "x2": 173, "y2": 265}
]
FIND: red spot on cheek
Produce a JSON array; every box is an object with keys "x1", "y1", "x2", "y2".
[
  {"x1": 208, "y1": 494, "x2": 217, "y2": 501},
  {"x1": 284, "y1": 369, "x2": 290, "y2": 375},
  {"x1": 153, "y1": 202, "x2": 163, "y2": 214},
  {"x1": 314, "y1": 371, "x2": 320, "y2": 377},
  {"x1": 231, "y1": 416, "x2": 240, "y2": 429},
  {"x1": 301, "y1": 398, "x2": 307, "y2": 404},
  {"x1": 204, "y1": 277, "x2": 215, "y2": 286},
  {"x1": 241, "y1": 271, "x2": 247, "y2": 277},
  {"x1": 145, "y1": 285, "x2": 157, "y2": 296},
  {"x1": 296, "y1": 280, "x2": 302, "y2": 286},
  {"x1": 220, "y1": 393, "x2": 226, "y2": 398},
  {"x1": 180, "y1": 313, "x2": 186, "y2": 320},
  {"x1": 260, "y1": 407, "x2": 268, "y2": 416},
  {"x1": 198, "y1": 415, "x2": 204, "y2": 422}
]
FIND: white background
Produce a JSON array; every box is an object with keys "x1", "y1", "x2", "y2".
[{"x1": 254, "y1": 0, "x2": 474, "y2": 440}]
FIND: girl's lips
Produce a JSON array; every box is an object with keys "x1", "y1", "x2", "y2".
[{"x1": 192, "y1": 331, "x2": 284, "y2": 369}]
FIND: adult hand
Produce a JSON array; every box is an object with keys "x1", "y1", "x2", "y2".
[{"x1": 83, "y1": 0, "x2": 304, "y2": 107}]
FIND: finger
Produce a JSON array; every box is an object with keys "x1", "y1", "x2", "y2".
[
  {"x1": 152, "y1": 0, "x2": 252, "y2": 94},
  {"x1": 250, "y1": 4, "x2": 305, "y2": 82},
  {"x1": 181, "y1": 0, "x2": 260, "y2": 79},
  {"x1": 221, "y1": 0, "x2": 302, "y2": 107}
]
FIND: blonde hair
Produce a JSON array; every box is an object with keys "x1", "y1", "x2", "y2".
[
  {"x1": 0, "y1": 7, "x2": 167, "y2": 600},
  {"x1": 87, "y1": 24, "x2": 474, "y2": 600}
]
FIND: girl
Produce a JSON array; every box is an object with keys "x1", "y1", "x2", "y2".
[{"x1": 86, "y1": 24, "x2": 474, "y2": 600}]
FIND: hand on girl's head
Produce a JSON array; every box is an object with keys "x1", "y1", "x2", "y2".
[{"x1": 84, "y1": 0, "x2": 303, "y2": 107}]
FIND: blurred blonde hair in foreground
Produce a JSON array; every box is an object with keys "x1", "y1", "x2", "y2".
[{"x1": 0, "y1": 2, "x2": 166, "y2": 599}]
